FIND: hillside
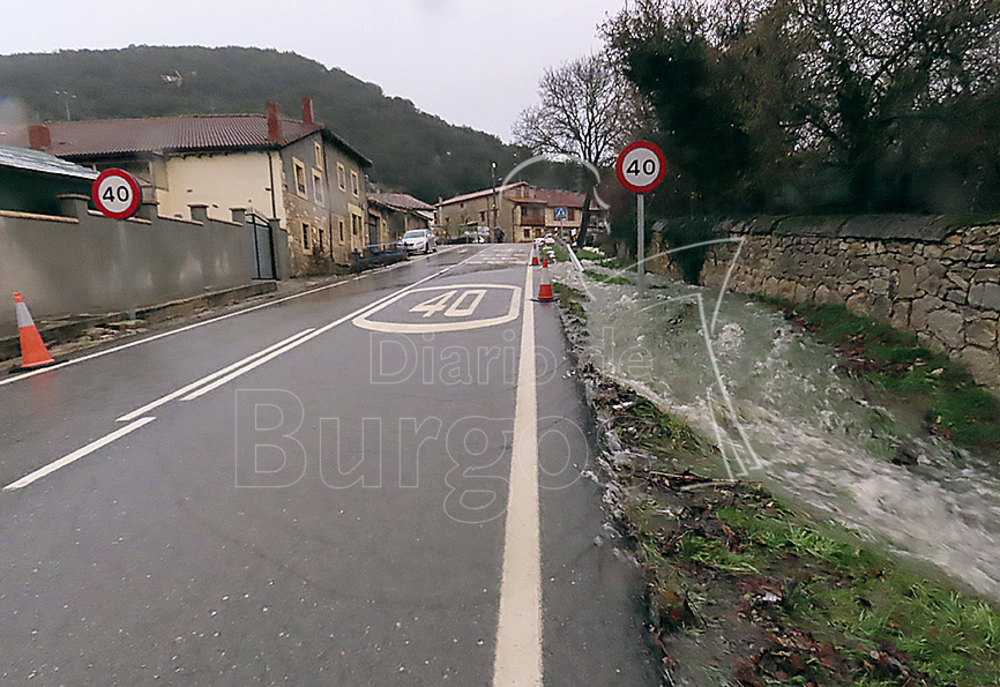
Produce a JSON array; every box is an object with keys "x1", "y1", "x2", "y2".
[{"x1": 0, "y1": 46, "x2": 532, "y2": 202}]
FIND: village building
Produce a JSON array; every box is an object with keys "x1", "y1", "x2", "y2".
[
  {"x1": 367, "y1": 192, "x2": 435, "y2": 245},
  {"x1": 436, "y1": 182, "x2": 606, "y2": 243},
  {"x1": 17, "y1": 99, "x2": 371, "y2": 276}
]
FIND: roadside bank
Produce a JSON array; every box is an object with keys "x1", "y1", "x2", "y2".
[{"x1": 551, "y1": 275, "x2": 1000, "y2": 686}]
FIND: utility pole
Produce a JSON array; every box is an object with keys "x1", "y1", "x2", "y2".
[{"x1": 490, "y1": 161, "x2": 498, "y2": 243}]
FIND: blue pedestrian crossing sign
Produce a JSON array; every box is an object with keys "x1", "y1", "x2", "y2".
[{"x1": 554, "y1": 207, "x2": 568, "y2": 221}]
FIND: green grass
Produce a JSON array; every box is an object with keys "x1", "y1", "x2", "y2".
[
  {"x1": 546, "y1": 243, "x2": 569, "y2": 263},
  {"x1": 659, "y1": 493, "x2": 1000, "y2": 685},
  {"x1": 551, "y1": 282, "x2": 587, "y2": 325},
  {"x1": 583, "y1": 269, "x2": 632, "y2": 286},
  {"x1": 576, "y1": 248, "x2": 605, "y2": 261},
  {"x1": 598, "y1": 256, "x2": 636, "y2": 271},
  {"x1": 758, "y1": 298, "x2": 1000, "y2": 448}
]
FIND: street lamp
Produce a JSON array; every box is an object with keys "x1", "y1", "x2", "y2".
[{"x1": 55, "y1": 90, "x2": 76, "y2": 121}]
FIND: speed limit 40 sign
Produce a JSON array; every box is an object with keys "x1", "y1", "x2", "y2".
[
  {"x1": 615, "y1": 141, "x2": 666, "y2": 194},
  {"x1": 92, "y1": 168, "x2": 141, "y2": 219}
]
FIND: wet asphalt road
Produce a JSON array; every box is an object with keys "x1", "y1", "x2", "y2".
[{"x1": 0, "y1": 245, "x2": 660, "y2": 686}]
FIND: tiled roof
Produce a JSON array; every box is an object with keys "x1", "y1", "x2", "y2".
[
  {"x1": 0, "y1": 144, "x2": 98, "y2": 180},
  {"x1": 506, "y1": 188, "x2": 600, "y2": 210},
  {"x1": 368, "y1": 192, "x2": 435, "y2": 212},
  {"x1": 5, "y1": 115, "x2": 371, "y2": 166},
  {"x1": 438, "y1": 182, "x2": 530, "y2": 207}
]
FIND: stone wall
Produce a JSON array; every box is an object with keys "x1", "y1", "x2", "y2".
[{"x1": 701, "y1": 215, "x2": 1000, "y2": 388}]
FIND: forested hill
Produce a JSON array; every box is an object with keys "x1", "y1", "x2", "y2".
[{"x1": 0, "y1": 46, "x2": 524, "y2": 202}]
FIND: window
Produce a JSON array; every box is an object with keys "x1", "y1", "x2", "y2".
[
  {"x1": 339, "y1": 219, "x2": 345, "y2": 242},
  {"x1": 318, "y1": 229, "x2": 324, "y2": 253},
  {"x1": 352, "y1": 214, "x2": 360, "y2": 236},
  {"x1": 568, "y1": 208, "x2": 576, "y2": 221},
  {"x1": 313, "y1": 170, "x2": 324, "y2": 205},
  {"x1": 302, "y1": 222, "x2": 310, "y2": 249},
  {"x1": 293, "y1": 158, "x2": 307, "y2": 197},
  {"x1": 314, "y1": 142, "x2": 323, "y2": 169},
  {"x1": 337, "y1": 163, "x2": 346, "y2": 190},
  {"x1": 351, "y1": 170, "x2": 360, "y2": 197}
]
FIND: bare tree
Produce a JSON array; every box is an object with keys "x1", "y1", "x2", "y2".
[{"x1": 514, "y1": 53, "x2": 640, "y2": 246}]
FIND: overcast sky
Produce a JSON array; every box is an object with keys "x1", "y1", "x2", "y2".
[{"x1": 1, "y1": 0, "x2": 624, "y2": 142}]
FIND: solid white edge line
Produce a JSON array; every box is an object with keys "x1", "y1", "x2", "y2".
[
  {"x1": 3, "y1": 417, "x2": 157, "y2": 491},
  {"x1": 492, "y1": 264, "x2": 542, "y2": 687},
  {"x1": 116, "y1": 328, "x2": 315, "y2": 422}
]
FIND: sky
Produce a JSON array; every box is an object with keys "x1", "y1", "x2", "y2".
[{"x1": 0, "y1": 0, "x2": 625, "y2": 142}]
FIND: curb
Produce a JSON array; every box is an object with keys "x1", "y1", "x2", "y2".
[{"x1": 0, "y1": 281, "x2": 278, "y2": 363}]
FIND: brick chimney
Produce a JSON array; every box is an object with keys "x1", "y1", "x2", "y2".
[
  {"x1": 28, "y1": 124, "x2": 51, "y2": 150},
  {"x1": 301, "y1": 97, "x2": 314, "y2": 125},
  {"x1": 266, "y1": 102, "x2": 282, "y2": 141}
]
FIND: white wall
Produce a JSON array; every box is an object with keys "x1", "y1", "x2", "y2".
[{"x1": 157, "y1": 151, "x2": 285, "y2": 224}]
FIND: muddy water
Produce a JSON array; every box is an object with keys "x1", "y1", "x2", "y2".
[{"x1": 554, "y1": 261, "x2": 1000, "y2": 603}]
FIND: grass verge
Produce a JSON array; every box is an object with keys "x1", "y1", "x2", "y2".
[
  {"x1": 582, "y1": 269, "x2": 632, "y2": 286},
  {"x1": 554, "y1": 282, "x2": 1000, "y2": 686},
  {"x1": 757, "y1": 297, "x2": 1000, "y2": 448}
]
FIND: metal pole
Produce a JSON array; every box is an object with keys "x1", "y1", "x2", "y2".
[
  {"x1": 637, "y1": 193, "x2": 645, "y2": 298},
  {"x1": 490, "y1": 162, "x2": 497, "y2": 243},
  {"x1": 117, "y1": 220, "x2": 136, "y2": 320}
]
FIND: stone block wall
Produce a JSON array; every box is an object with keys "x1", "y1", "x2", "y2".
[{"x1": 701, "y1": 216, "x2": 1000, "y2": 388}]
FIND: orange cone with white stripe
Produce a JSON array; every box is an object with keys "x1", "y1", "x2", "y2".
[
  {"x1": 530, "y1": 243, "x2": 540, "y2": 267},
  {"x1": 533, "y1": 258, "x2": 556, "y2": 302},
  {"x1": 13, "y1": 293, "x2": 55, "y2": 370}
]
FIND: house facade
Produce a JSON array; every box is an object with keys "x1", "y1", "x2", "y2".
[
  {"x1": 437, "y1": 182, "x2": 605, "y2": 243},
  {"x1": 367, "y1": 192, "x2": 435, "y2": 244},
  {"x1": 18, "y1": 99, "x2": 371, "y2": 276},
  {"x1": 436, "y1": 182, "x2": 530, "y2": 242}
]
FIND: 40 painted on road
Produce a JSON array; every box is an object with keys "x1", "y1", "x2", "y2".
[{"x1": 352, "y1": 284, "x2": 522, "y2": 334}]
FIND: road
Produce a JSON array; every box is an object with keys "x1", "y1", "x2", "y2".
[{"x1": 0, "y1": 245, "x2": 660, "y2": 686}]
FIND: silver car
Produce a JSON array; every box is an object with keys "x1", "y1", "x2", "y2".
[{"x1": 402, "y1": 229, "x2": 437, "y2": 254}]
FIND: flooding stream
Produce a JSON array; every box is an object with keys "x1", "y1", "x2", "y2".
[{"x1": 554, "y1": 261, "x2": 1000, "y2": 603}]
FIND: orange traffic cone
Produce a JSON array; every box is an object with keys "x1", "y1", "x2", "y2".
[
  {"x1": 13, "y1": 293, "x2": 55, "y2": 370},
  {"x1": 530, "y1": 243, "x2": 539, "y2": 267},
  {"x1": 533, "y1": 258, "x2": 556, "y2": 302}
]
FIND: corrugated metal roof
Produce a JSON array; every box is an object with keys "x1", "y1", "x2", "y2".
[
  {"x1": 4, "y1": 115, "x2": 371, "y2": 167},
  {"x1": 0, "y1": 144, "x2": 99, "y2": 180}
]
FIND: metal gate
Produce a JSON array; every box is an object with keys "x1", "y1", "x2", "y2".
[{"x1": 248, "y1": 215, "x2": 276, "y2": 280}]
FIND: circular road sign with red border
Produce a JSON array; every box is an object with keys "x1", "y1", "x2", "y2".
[
  {"x1": 92, "y1": 168, "x2": 142, "y2": 219},
  {"x1": 615, "y1": 141, "x2": 667, "y2": 194}
]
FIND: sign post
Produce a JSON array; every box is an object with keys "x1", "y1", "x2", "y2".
[
  {"x1": 615, "y1": 141, "x2": 666, "y2": 298},
  {"x1": 92, "y1": 169, "x2": 142, "y2": 319}
]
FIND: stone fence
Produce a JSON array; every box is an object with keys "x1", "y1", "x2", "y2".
[{"x1": 700, "y1": 215, "x2": 1000, "y2": 388}]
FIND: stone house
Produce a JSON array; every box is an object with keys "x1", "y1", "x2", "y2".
[
  {"x1": 367, "y1": 192, "x2": 435, "y2": 245},
  {"x1": 436, "y1": 182, "x2": 530, "y2": 242},
  {"x1": 17, "y1": 99, "x2": 371, "y2": 276},
  {"x1": 505, "y1": 187, "x2": 606, "y2": 242},
  {"x1": 436, "y1": 182, "x2": 606, "y2": 243}
]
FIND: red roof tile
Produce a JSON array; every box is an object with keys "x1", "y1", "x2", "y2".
[
  {"x1": 31, "y1": 115, "x2": 318, "y2": 157},
  {"x1": 438, "y1": 182, "x2": 530, "y2": 207},
  {"x1": 5, "y1": 114, "x2": 370, "y2": 166}
]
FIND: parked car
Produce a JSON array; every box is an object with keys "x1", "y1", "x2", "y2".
[{"x1": 402, "y1": 229, "x2": 437, "y2": 254}]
